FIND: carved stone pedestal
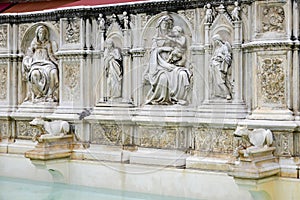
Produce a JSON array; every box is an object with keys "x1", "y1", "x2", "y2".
[
  {"x1": 25, "y1": 135, "x2": 74, "y2": 160},
  {"x1": 229, "y1": 147, "x2": 279, "y2": 179}
]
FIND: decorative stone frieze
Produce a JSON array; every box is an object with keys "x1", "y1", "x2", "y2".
[
  {"x1": 193, "y1": 128, "x2": 236, "y2": 154},
  {"x1": 91, "y1": 123, "x2": 131, "y2": 145},
  {"x1": 16, "y1": 121, "x2": 42, "y2": 139},
  {"x1": 137, "y1": 127, "x2": 187, "y2": 149}
]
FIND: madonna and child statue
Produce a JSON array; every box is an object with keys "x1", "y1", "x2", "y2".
[{"x1": 144, "y1": 15, "x2": 192, "y2": 105}]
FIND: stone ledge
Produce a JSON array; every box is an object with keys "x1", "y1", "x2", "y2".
[
  {"x1": 186, "y1": 156, "x2": 233, "y2": 171},
  {"x1": 72, "y1": 144, "x2": 130, "y2": 163},
  {"x1": 130, "y1": 148, "x2": 187, "y2": 167}
]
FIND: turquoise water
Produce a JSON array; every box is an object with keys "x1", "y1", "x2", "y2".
[{"x1": 0, "y1": 177, "x2": 198, "y2": 200}]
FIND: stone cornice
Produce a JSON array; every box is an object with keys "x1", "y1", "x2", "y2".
[
  {"x1": 0, "y1": 0, "x2": 253, "y2": 24},
  {"x1": 242, "y1": 40, "x2": 299, "y2": 49}
]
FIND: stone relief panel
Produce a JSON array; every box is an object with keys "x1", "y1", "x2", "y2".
[
  {"x1": 91, "y1": 123, "x2": 131, "y2": 145},
  {"x1": 62, "y1": 61, "x2": 80, "y2": 102},
  {"x1": 255, "y1": 3, "x2": 287, "y2": 39},
  {"x1": 16, "y1": 121, "x2": 42, "y2": 139},
  {"x1": 0, "y1": 64, "x2": 7, "y2": 101},
  {"x1": 21, "y1": 24, "x2": 59, "y2": 103},
  {"x1": 137, "y1": 127, "x2": 187, "y2": 149},
  {"x1": 273, "y1": 131, "x2": 293, "y2": 157},
  {"x1": 262, "y1": 6, "x2": 285, "y2": 33},
  {"x1": 65, "y1": 20, "x2": 80, "y2": 44},
  {"x1": 257, "y1": 56, "x2": 286, "y2": 106},
  {"x1": 143, "y1": 13, "x2": 192, "y2": 105},
  {"x1": 0, "y1": 25, "x2": 8, "y2": 49},
  {"x1": 61, "y1": 18, "x2": 81, "y2": 48},
  {"x1": 0, "y1": 120, "x2": 8, "y2": 140},
  {"x1": 193, "y1": 128, "x2": 237, "y2": 154}
]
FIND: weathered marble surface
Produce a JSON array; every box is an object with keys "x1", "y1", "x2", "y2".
[{"x1": 0, "y1": 0, "x2": 299, "y2": 182}]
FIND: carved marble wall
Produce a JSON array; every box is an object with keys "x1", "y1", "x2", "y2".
[{"x1": 0, "y1": 0, "x2": 298, "y2": 160}]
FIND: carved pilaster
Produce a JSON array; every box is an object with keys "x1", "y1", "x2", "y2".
[
  {"x1": 232, "y1": 21, "x2": 243, "y2": 103},
  {"x1": 203, "y1": 23, "x2": 211, "y2": 102},
  {"x1": 131, "y1": 48, "x2": 145, "y2": 106}
]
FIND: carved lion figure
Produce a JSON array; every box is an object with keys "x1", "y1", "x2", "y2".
[{"x1": 29, "y1": 117, "x2": 70, "y2": 139}]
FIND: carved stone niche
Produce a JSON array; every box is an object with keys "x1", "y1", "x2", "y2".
[
  {"x1": 208, "y1": 7, "x2": 234, "y2": 101},
  {"x1": 141, "y1": 12, "x2": 193, "y2": 106},
  {"x1": 97, "y1": 14, "x2": 125, "y2": 105},
  {"x1": 20, "y1": 23, "x2": 60, "y2": 105}
]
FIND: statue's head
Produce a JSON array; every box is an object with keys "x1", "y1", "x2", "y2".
[
  {"x1": 105, "y1": 39, "x2": 115, "y2": 49},
  {"x1": 234, "y1": 126, "x2": 248, "y2": 137},
  {"x1": 35, "y1": 25, "x2": 49, "y2": 42},
  {"x1": 156, "y1": 14, "x2": 173, "y2": 31}
]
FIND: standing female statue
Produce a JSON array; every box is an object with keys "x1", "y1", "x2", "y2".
[
  {"x1": 104, "y1": 39, "x2": 123, "y2": 100},
  {"x1": 22, "y1": 25, "x2": 59, "y2": 102},
  {"x1": 144, "y1": 15, "x2": 191, "y2": 105},
  {"x1": 210, "y1": 34, "x2": 232, "y2": 100}
]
